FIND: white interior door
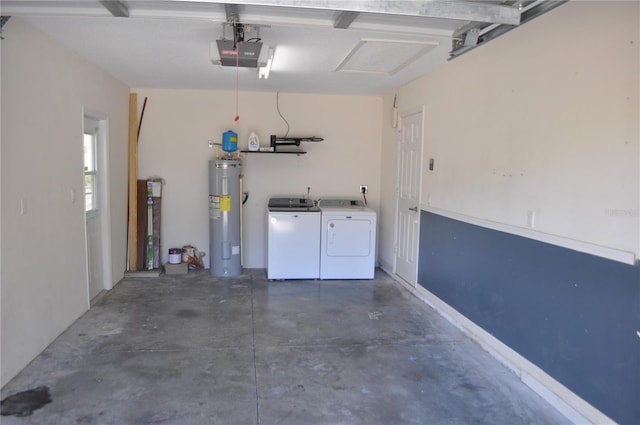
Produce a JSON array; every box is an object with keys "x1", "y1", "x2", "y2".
[
  {"x1": 395, "y1": 109, "x2": 423, "y2": 286},
  {"x1": 84, "y1": 117, "x2": 104, "y2": 300}
]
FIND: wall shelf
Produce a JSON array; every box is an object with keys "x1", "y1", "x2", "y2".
[
  {"x1": 240, "y1": 135, "x2": 322, "y2": 156},
  {"x1": 241, "y1": 150, "x2": 306, "y2": 155}
]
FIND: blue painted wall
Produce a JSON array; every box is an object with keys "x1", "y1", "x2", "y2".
[{"x1": 418, "y1": 211, "x2": 640, "y2": 425}]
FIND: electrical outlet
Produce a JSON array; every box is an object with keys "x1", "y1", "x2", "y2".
[{"x1": 360, "y1": 185, "x2": 368, "y2": 194}]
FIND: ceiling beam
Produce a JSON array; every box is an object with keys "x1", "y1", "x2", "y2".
[
  {"x1": 449, "y1": 0, "x2": 567, "y2": 59},
  {"x1": 1, "y1": 0, "x2": 521, "y2": 27},
  {"x1": 224, "y1": 3, "x2": 239, "y2": 23},
  {"x1": 0, "y1": 16, "x2": 11, "y2": 40},
  {"x1": 188, "y1": 0, "x2": 521, "y2": 26},
  {"x1": 334, "y1": 11, "x2": 358, "y2": 29},
  {"x1": 98, "y1": 0, "x2": 129, "y2": 17}
]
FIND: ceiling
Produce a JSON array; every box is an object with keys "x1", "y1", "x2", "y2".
[{"x1": 0, "y1": 1, "x2": 563, "y2": 95}]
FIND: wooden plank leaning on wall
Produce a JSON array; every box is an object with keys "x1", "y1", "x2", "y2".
[{"x1": 127, "y1": 93, "x2": 138, "y2": 271}]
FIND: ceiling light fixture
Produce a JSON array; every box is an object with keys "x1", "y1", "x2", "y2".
[{"x1": 258, "y1": 48, "x2": 274, "y2": 79}]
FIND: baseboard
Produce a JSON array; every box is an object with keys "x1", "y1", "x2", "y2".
[
  {"x1": 378, "y1": 259, "x2": 394, "y2": 275},
  {"x1": 124, "y1": 269, "x2": 162, "y2": 278},
  {"x1": 387, "y1": 272, "x2": 617, "y2": 425}
]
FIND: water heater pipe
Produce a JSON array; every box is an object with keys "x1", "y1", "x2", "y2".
[{"x1": 239, "y1": 173, "x2": 244, "y2": 266}]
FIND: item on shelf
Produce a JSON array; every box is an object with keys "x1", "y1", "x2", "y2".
[{"x1": 269, "y1": 135, "x2": 323, "y2": 152}]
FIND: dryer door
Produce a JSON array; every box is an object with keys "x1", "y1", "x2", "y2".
[{"x1": 326, "y1": 218, "x2": 372, "y2": 257}]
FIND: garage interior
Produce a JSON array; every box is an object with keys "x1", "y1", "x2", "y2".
[
  {"x1": 1, "y1": 270, "x2": 574, "y2": 424},
  {"x1": 1, "y1": 1, "x2": 638, "y2": 424}
]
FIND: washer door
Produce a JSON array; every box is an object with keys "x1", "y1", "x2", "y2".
[{"x1": 326, "y1": 218, "x2": 372, "y2": 257}]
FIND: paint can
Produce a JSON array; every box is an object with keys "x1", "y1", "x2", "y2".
[{"x1": 169, "y1": 248, "x2": 182, "y2": 264}]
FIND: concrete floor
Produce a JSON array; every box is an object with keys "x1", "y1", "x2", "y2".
[{"x1": 1, "y1": 269, "x2": 570, "y2": 425}]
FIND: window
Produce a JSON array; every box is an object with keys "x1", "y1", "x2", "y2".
[{"x1": 83, "y1": 129, "x2": 98, "y2": 212}]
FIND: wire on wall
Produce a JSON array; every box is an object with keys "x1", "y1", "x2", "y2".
[{"x1": 276, "y1": 92, "x2": 290, "y2": 138}]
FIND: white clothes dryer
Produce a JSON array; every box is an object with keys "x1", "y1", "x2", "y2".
[{"x1": 318, "y1": 198, "x2": 377, "y2": 279}]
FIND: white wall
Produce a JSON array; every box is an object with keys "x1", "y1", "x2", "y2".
[
  {"x1": 133, "y1": 89, "x2": 382, "y2": 268},
  {"x1": 1, "y1": 18, "x2": 130, "y2": 384},
  {"x1": 379, "y1": 1, "x2": 639, "y2": 269}
]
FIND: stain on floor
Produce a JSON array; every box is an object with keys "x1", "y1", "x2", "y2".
[{"x1": 1, "y1": 386, "x2": 52, "y2": 417}]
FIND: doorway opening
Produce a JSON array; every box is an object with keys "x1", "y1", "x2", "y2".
[
  {"x1": 83, "y1": 112, "x2": 113, "y2": 302},
  {"x1": 394, "y1": 108, "x2": 423, "y2": 286}
]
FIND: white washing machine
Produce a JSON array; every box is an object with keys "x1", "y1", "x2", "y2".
[
  {"x1": 319, "y1": 198, "x2": 377, "y2": 279},
  {"x1": 267, "y1": 197, "x2": 321, "y2": 279}
]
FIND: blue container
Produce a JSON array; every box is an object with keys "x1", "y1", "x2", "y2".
[{"x1": 222, "y1": 130, "x2": 238, "y2": 152}]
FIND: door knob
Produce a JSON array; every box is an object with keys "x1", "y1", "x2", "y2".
[{"x1": 409, "y1": 206, "x2": 418, "y2": 212}]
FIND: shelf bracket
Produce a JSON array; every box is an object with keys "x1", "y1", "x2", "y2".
[{"x1": 270, "y1": 135, "x2": 323, "y2": 152}]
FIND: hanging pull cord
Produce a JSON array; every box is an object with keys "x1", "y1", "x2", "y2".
[{"x1": 235, "y1": 44, "x2": 240, "y2": 122}]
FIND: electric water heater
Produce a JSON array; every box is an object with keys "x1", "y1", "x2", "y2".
[{"x1": 209, "y1": 158, "x2": 242, "y2": 277}]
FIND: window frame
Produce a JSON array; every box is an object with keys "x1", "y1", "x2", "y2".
[{"x1": 83, "y1": 124, "x2": 99, "y2": 215}]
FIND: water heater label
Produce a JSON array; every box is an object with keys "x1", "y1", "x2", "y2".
[
  {"x1": 220, "y1": 195, "x2": 231, "y2": 212},
  {"x1": 209, "y1": 195, "x2": 221, "y2": 219}
]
